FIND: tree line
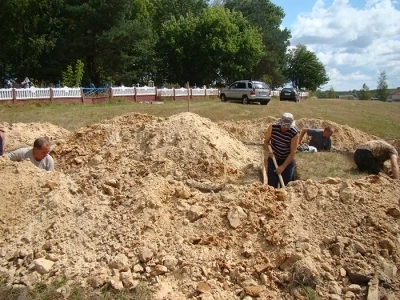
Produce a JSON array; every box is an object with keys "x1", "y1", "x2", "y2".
[
  {"x1": 0, "y1": 0, "x2": 329, "y2": 90},
  {"x1": 316, "y1": 71, "x2": 391, "y2": 101}
]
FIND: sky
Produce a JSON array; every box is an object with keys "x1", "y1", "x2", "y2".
[{"x1": 272, "y1": 0, "x2": 400, "y2": 91}]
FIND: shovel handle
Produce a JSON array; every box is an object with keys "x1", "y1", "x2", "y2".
[{"x1": 268, "y1": 144, "x2": 285, "y2": 188}]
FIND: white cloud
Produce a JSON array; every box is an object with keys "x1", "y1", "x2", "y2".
[{"x1": 291, "y1": 0, "x2": 400, "y2": 90}]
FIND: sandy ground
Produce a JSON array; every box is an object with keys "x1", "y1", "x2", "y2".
[{"x1": 1, "y1": 112, "x2": 399, "y2": 299}]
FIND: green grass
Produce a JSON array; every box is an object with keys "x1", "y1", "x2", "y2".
[
  {"x1": 1, "y1": 97, "x2": 399, "y2": 139},
  {"x1": 300, "y1": 285, "x2": 316, "y2": 300},
  {"x1": 295, "y1": 151, "x2": 364, "y2": 180},
  {"x1": 0, "y1": 277, "x2": 152, "y2": 300}
]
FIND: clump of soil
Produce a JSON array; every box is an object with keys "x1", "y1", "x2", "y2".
[
  {"x1": 1, "y1": 112, "x2": 399, "y2": 300},
  {"x1": 0, "y1": 121, "x2": 70, "y2": 152}
]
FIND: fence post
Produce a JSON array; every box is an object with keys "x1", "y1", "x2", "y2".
[
  {"x1": 109, "y1": 87, "x2": 113, "y2": 101},
  {"x1": 50, "y1": 88, "x2": 54, "y2": 102},
  {"x1": 80, "y1": 88, "x2": 84, "y2": 103},
  {"x1": 187, "y1": 82, "x2": 190, "y2": 112},
  {"x1": 173, "y1": 88, "x2": 176, "y2": 101},
  {"x1": 12, "y1": 88, "x2": 16, "y2": 103},
  {"x1": 155, "y1": 87, "x2": 158, "y2": 102},
  {"x1": 134, "y1": 87, "x2": 137, "y2": 102}
]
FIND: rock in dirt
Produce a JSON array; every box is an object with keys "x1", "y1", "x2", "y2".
[
  {"x1": 34, "y1": 258, "x2": 54, "y2": 274},
  {"x1": 109, "y1": 254, "x2": 130, "y2": 271},
  {"x1": 367, "y1": 277, "x2": 379, "y2": 300},
  {"x1": 244, "y1": 285, "x2": 266, "y2": 297},
  {"x1": 197, "y1": 281, "x2": 211, "y2": 293},
  {"x1": 386, "y1": 207, "x2": 400, "y2": 219},
  {"x1": 227, "y1": 206, "x2": 247, "y2": 228},
  {"x1": 138, "y1": 247, "x2": 153, "y2": 263},
  {"x1": 347, "y1": 270, "x2": 373, "y2": 285}
]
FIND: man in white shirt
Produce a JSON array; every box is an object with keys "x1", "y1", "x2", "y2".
[{"x1": 7, "y1": 137, "x2": 54, "y2": 171}]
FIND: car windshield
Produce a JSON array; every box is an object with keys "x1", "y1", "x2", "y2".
[
  {"x1": 283, "y1": 88, "x2": 295, "y2": 92},
  {"x1": 253, "y1": 82, "x2": 268, "y2": 89}
]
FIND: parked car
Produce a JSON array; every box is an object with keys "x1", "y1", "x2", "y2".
[
  {"x1": 280, "y1": 87, "x2": 299, "y2": 102},
  {"x1": 219, "y1": 80, "x2": 271, "y2": 105}
]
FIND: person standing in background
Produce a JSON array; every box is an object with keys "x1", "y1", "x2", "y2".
[{"x1": 0, "y1": 128, "x2": 5, "y2": 156}]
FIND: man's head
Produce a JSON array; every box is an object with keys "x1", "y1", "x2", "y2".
[
  {"x1": 33, "y1": 137, "x2": 51, "y2": 161},
  {"x1": 278, "y1": 112, "x2": 295, "y2": 132},
  {"x1": 323, "y1": 126, "x2": 334, "y2": 138}
]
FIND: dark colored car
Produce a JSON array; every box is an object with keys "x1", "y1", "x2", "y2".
[{"x1": 280, "y1": 88, "x2": 300, "y2": 102}]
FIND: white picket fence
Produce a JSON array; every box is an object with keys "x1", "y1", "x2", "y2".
[
  {"x1": 0, "y1": 85, "x2": 311, "y2": 101},
  {"x1": 112, "y1": 86, "x2": 157, "y2": 96},
  {"x1": 0, "y1": 86, "x2": 220, "y2": 101},
  {"x1": 52, "y1": 87, "x2": 81, "y2": 98},
  {"x1": 111, "y1": 87, "x2": 219, "y2": 97},
  {"x1": 0, "y1": 88, "x2": 13, "y2": 100},
  {"x1": 0, "y1": 87, "x2": 82, "y2": 101}
]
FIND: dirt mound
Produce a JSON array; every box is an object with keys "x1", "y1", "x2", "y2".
[
  {"x1": 217, "y1": 116, "x2": 278, "y2": 145},
  {"x1": 296, "y1": 118, "x2": 380, "y2": 151},
  {"x1": 1, "y1": 113, "x2": 400, "y2": 300},
  {"x1": 52, "y1": 112, "x2": 259, "y2": 183},
  {"x1": 218, "y1": 117, "x2": 379, "y2": 150},
  {"x1": 0, "y1": 122, "x2": 70, "y2": 152}
]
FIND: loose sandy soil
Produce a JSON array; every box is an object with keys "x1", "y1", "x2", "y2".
[{"x1": 1, "y1": 112, "x2": 400, "y2": 300}]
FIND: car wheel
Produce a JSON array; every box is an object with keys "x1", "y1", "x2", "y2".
[
  {"x1": 242, "y1": 95, "x2": 249, "y2": 104},
  {"x1": 220, "y1": 94, "x2": 227, "y2": 102}
]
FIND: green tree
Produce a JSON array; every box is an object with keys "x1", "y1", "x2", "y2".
[
  {"x1": 61, "y1": 59, "x2": 84, "y2": 87},
  {"x1": 376, "y1": 71, "x2": 390, "y2": 101},
  {"x1": 283, "y1": 44, "x2": 329, "y2": 91},
  {"x1": 326, "y1": 86, "x2": 336, "y2": 98},
  {"x1": 224, "y1": 0, "x2": 291, "y2": 88},
  {"x1": 315, "y1": 89, "x2": 327, "y2": 98},
  {"x1": 358, "y1": 83, "x2": 371, "y2": 100},
  {"x1": 0, "y1": 0, "x2": 63, "y2": 82},
  {"x1": 152, "y1": 0, "x2": 208, "y2": 30},
  {"x1": 52, "y1": 0, "x2": 158, "y2": 86},
  {"x1": 157, "y1": 6, "x2": 264, "y2": 86}
]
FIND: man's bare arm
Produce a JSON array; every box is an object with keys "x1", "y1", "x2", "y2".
[
  {"x1": 281, "y1": 133, "x2": 299, "y2": 169},
  {"x1": 264, "y1": 125, "x2": 273, "y2": 157},
  {"x1": 298, "y1": 128, "x2": 308, "y2": 145},
  {"x1": 390, "y1": 154, "x2": 399, "y2": 179}
]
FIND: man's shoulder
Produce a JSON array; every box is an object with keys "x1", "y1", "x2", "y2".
[
  {"x1": 43, "y1": 154, "x2": 54, "y2": 163},
  {"x1": 9, "y1": 147, "x2": 32, "y2": 155},
  {"x1": 307, "y1": 128, "x2": 322, "y2": 134}
]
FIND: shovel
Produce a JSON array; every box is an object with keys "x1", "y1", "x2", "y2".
[{"x1": 267, "y1": 144, "x2": 285, "y2": 188}]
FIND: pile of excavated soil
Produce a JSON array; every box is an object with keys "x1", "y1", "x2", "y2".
[
  {"x1": 52, "y1": 112, "x2": 260, "y2": 183},
  {"x1": 218, "y1": 117, "x2": 380, "y2": 150},
  {"x1": 1, "y1": 112, "x2": 400, "y2": 300},
  {"x1": 0, "y1": 122, "x2": 70, "y2": 152}
]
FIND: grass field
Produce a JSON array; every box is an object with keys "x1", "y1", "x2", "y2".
[{"x1": 1, "y1": 97, "x2": 399, "y2": 140}]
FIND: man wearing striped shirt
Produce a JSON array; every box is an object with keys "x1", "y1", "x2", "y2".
[{"x1": 264, "y1": 113, "x2": 299, "y2": 188}]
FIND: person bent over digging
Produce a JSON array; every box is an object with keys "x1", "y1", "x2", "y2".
[
  {"x1": 298, "y1": 126, "x2": 334, "y2": 152},
  {"x1": 7, "y1": 137, "x2": 54, "y2": 171},
  {"x1": 264, "y1": 113, "x2": 299, "y2": 188},
  {"x1": 354, "y1": 140, "x2": 399, "y2": 179}
]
